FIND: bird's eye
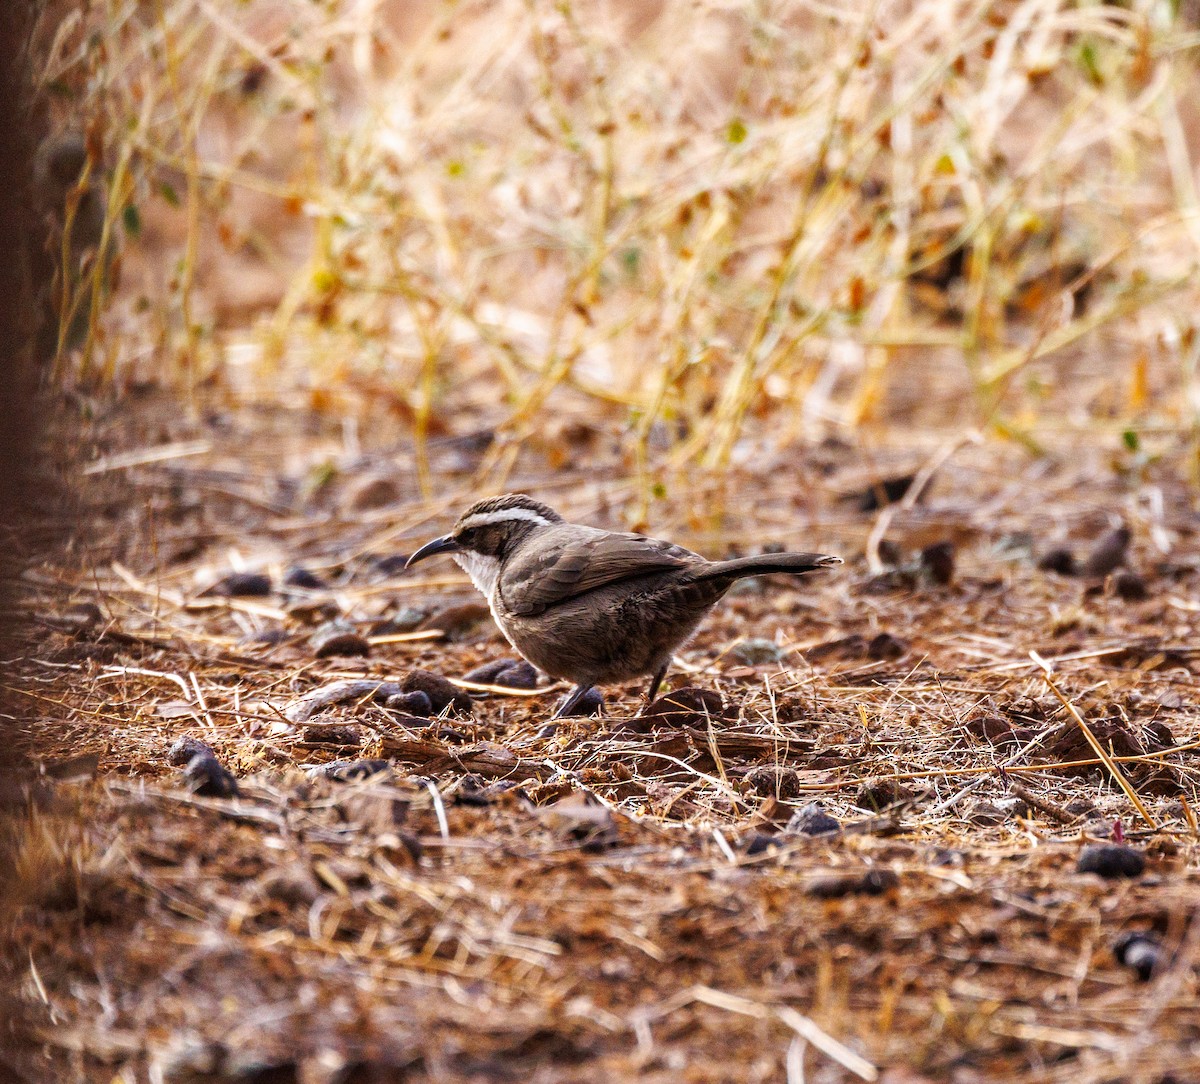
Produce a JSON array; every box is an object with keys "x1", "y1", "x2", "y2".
[{"x1": 456, "y1": 528, "x2": 475, "y2": 546}]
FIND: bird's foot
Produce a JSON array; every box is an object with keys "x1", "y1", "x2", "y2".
[{"x1": 551, "y1": 684, "x2": 604, "y2": 720}]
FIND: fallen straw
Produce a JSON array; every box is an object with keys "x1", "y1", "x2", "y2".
[{"x1": 1029, "y1": 650, "x2": 1157, "y2": 830}]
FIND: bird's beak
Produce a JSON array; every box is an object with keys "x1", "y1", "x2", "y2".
[{"x1": 405, "y1": 534, "x2": 461, "y2": 568}]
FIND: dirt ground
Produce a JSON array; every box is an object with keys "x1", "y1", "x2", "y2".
[
  {"x1": 7, "y1": 0, "x2": 1200, "y2": 1080},
  {"x1": 2, "y1": 395, "x2": 1199, "y2": 1084}
]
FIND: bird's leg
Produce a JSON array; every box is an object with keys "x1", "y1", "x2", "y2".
[
  {"x1": 639, "y1": 661, "x2": 671, "y2": 715},
  {"x1": 552, "y1": 683, "x2": 598, "y2": 720}
]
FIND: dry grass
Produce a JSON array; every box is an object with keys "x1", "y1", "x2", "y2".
[
  {"x1": 30, "y1": 0, "x2": 1200, "y2": 508},
  {"x1": 8, "y1": 1, "x2": 1200, "y2": 1081}
]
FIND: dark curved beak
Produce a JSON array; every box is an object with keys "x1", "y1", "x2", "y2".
[{"x1": 406, "y1": 534, "x2": 461, "y2": 568}]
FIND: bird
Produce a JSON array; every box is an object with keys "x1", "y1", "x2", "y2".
[{"x1": 406, "y1": 493, "x2": 840, "y2": 719}]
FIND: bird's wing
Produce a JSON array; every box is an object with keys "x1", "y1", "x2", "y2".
[{"x1": 499, "y1": 527, "x2": 701, "y2": 616}]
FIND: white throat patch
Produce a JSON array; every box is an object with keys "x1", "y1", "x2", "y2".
[
  {"x1": 452, "y1": 550, "x2": 503, "y2": 600},
  {"x1": 458, "y1": 508, "x2": 554, "y2": 531}
]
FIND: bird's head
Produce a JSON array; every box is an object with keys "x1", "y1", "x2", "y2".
[{"x1": 406, "y1": 493, "x2": 563, "y2": 595}]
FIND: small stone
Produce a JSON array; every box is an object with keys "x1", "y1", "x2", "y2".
[
  {"x1": 453, "y1": 774, "x2": 492, "y2": 806},
  {"x1": 808, "y1": 868, "x2": 898, "y2": 898},
  {"x1": 345, "y1": 474, "x2": 401, "y2": 512},
  {"x1": 60, "y1": 601, "x2": 104, "y2": 633},
  {"x1": 1113, "y1": 931, "x2": 1161, "y2": 981},
  {"x1": 867, "y1": 632, "x2": 907, "y2": 660},
  {"x1": 1110, "y1": 570, "x2": 1148, "y2": 601},
  {"x1": 387, "y1": 713, "x2": 438, "y2": 731},
  {"x1": 856, "y1": 778, "x2": 915, "y2": 812},
  {"x1": 1081, "y1": 525, "x2": 1131, "y2": 578},
  {"x1": 491, "y1": 661, "x2": 539, "y2": 689},
  {"x1": 285, "y1": 679, "x2": 403, "y2": 722},
  {"x1": 464, "y1": 658, "x2": 531, "y2": 685},
  {"x1": 377, "y1": 607, "x2": 427, "y2": 633},
  {"x1": 300, "y1": 723, "x2": 361, "y2": 748},
  {"x1": 243, "y1": 627, "x2": 290, "y2": 646},
  {"x1": 1038, "y1": 547, "x2": 1078, "y2": 575},
  {"x1": 641, "y1": 687, "x2": 726, "y2": 729},
  {"x1": 965, "y1": 714, "x2": 1034, "y2": 749},
  {"x1": 371, "y1": 554, "x2": 411, "y2": 577},
  {"x1": 311, "y1": 621, "x2": 370, "y2": 659},
  {"x1": 166, "y1": 736, "x2": 216, "y2": 767},
  {"x1": 967, "y1": 801, "x2": 1005, "y2": 826},
  {"x1": 994, "y1": 796, "x2": 1030, "y2": 819},
  {"x1": 283, "y1": 566, "x2": 326, "y2": 590},
  {"x1": 461, "y1": 658, "x2": 541, "y2": 690},
  {"x1": 729, "y1": 638, "x2": 786, "y2": 665},
  {"x1": 306, "y1": 758, "x2": 391, "y2": 782},
  {"x1": 920, "y1": 541, "x2": 955, "y2": 585},
  {"x1": 851, "y1": 474, "x2": 916, "y2": 512},
  {"x1": 417, "y1": 603, "x2": 495, "y2": 641},
  {"x1": 1143, "y1": 720, "x2": 1175, "y2": 750},
  {"x1": 182, "y1": 753, "x2": 239, "y2": 798},
  {"x1": 876, "y1": 539, "x2": 904, "y2": 566},
  {"x1": 286, "y1": 598, "x2": 342, "y2": 624},
  {"x1": 743, "y1": 765, "x2": 804, "y2": 800},
  {"x1": 383, "y1": 690, "x2": 433, "y2": 717},
  {"x1": 1077, "y1": 843, "x2": 1145, "y2": 879},
  {"x1": 395, "y1": 670, "x2": 474, "y2": 715},
  {"x1": 254, "y1": 867, "x2": 321, "y2": 907},
  {"x1": 744, "y1": 832, "x2": 783, "y2": 856},
  {"x1": 788, "y1": 803, "x2": 841, "y2": 836},
  {"x1": 204, "y1": 571, "x2": 273, "y2": 597}
]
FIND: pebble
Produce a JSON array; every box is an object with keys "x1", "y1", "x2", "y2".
[
  {"x1": 808, "y1": 868, "x2": 898, "y2": 898},
  {"x1": 166, "y1": 735, "x2": 216, "y2": 767},
  {"x1": 285, "y1": 679, "x2": 403, "y2": 723},
  {"x1": 282, "y1": 566, "x2": 326, "y2": 590},
  {"x1": 371, "y1": 554, "x2": 411, "y2": 577},
  {"x1": 182, "y1": 753, "x2": 239, "y2": 798},
  {"x1": 417, "y1": 603, "x2": 494, "y2": 641},
  {"x1": 395, "y1": 670, "x2": 474, "y2": 715},
  {"x1": 641, "y1": 687, "x2": 726, "y2": 729},
  {"x1": 463, "y1": 658, "x2": 540, "y2": 689},
  {"x1": 867, "y1": 632, "x2": 907, "y2": 660},
  {"x1": 1037, "y1": 547, "x2": 1078, "y2": 575},
  {"x1": 204, "y1": 571, "x2": 273, "y2": 598},
  {"x1": 1113, "y1": 931, "x2": 1161, "y2": 981},
  {"x1": 377, "y1": 606, "x2": 427, "y2": 633},
  {"x1": 1081, "y1": 524, "x2": 1131, "y2": 578},
  {"x1": 920, "y1": 540, "x2": 955, "y2": 585},
  {"x1": 345, "y1": 474, "x2": 400, "y2": 512},
  {"x1": 729, "y1": 638, "x2": 786, "y2": 665},
  {"x1": 300, "y1": 723, "x2": 361, "y2": 748},
  {"x1": 60, "y1": 601, "x2": 104, "y2": 633},
  {"x1": 852, "y1": 473, "x2": 916, "y2": 511},
  {"x1": 1077, "y1": 843, "x2": 1145, "y2": 879},
  {"x1": 744, "y1": 832, "x2": 784, "y2": 856},
  {"x1": 306, "y1": 759, "x2": 391, "y2": 782},
  {"x1": 557, "y1": 687, "x2": 604, "y2": 718},
  {"x1": 743, "y1": 765, "x2": 803, "y2": 800},
  {"x1": 383, "y1": 690, "x2": 433, "y2": 717},
  {"x1": 311, "y1": 621, "x2": 370, "y2": 659},
  {"x1": 788, "y1": 803, "x2": 841, "y2": 836},
  {"x1": 965, "y1": 714, "x2": 1034, "y2": 749},
  {"x1": 855, "y1": 778, "x2": 915, "y2": 812},
  {"x1": 876, "y1": 539, "x2": 903, "y2": 566},
  {"x1": 1110, "y1": 570, "x2": 1148, "y2": 601}
]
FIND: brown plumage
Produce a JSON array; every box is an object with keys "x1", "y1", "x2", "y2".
[{"x1": 407, "y1": 494, "x2": 840, "y2": 718}]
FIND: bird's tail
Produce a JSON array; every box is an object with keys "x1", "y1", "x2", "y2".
[{"x1": 694, "y1": 552, "x2": 841, "y2": 583}]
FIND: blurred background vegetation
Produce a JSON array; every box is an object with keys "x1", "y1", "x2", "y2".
[{"x1": 27, "y1": 0, "x2": 1200, "y2": 515}]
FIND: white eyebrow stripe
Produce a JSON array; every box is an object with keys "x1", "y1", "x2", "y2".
[{"x1": 460, "y1": 508, "x2": 553, "y2": 530}]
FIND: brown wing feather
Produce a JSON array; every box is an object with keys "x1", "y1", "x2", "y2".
[{"x1": 499, "y1": 526, "x2": 701, "y2": 616}]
